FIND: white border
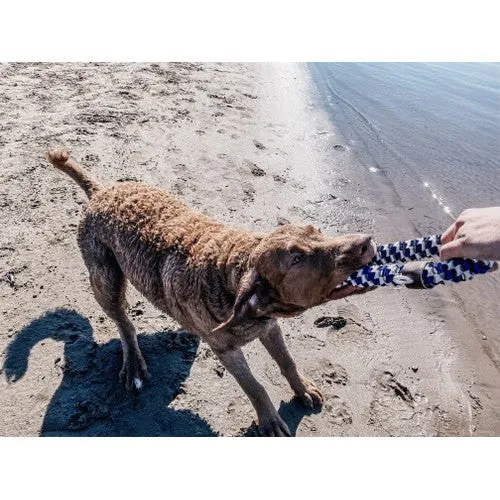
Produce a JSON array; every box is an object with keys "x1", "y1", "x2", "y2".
[
  {"x1": 1, "y1": 2, "x2": 498, "y2": 497},
  {"x1": 1, "y1": 437, "x2": 497, "y2": 498},
  {"x1": 1, "y1": 1, "x2": 498, "y2": 61}
]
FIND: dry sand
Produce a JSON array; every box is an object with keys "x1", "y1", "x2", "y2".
[{"x1": 0, "y1": 62, "x2": 498, "y2": 436}]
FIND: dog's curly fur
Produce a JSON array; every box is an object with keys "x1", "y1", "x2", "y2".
[{"x1": 46, "y1": 149, "x2": 375, "y2": 436}]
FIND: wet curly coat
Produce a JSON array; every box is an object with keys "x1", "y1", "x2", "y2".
[{"x1": 46, "y1": 149, "x2": 375, "y2": 436}]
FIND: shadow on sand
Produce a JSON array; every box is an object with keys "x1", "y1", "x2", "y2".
[
  {"x1": 3, "y1": 308, "x2": 218, "y2": 436},
  {"x1": 3, "y1": 308, "x2": 318, "y2": 437}
]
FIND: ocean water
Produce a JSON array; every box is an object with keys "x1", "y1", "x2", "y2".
[
  {"x1": 308, "y1": 63, "x2": 500, "y2": 228},
  {"x1": 308, "y1": 62, "x2": 500, "y2": 355}
]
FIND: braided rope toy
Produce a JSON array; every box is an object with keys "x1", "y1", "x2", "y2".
[{"x1": 340, "y1": 234, "x2": 498, "y2": 289}]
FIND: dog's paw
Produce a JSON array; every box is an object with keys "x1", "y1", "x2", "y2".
[
  {"x1": 294, "y1": 377, "x2": 324, "y2": 408},
  {"x1": 119, "y1": 354, "x2": 151, "y2": 391},
  {"x1": 258, "y1": 413, "x2": 291, "y2": 437}
]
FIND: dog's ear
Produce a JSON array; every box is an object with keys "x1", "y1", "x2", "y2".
[{"x1": 213, "y1": 269, "x2": 276, "y2": 332}]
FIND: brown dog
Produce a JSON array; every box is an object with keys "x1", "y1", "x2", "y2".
[{"x1": 46, "y1": 149, "x2": 376, "y2": 436}]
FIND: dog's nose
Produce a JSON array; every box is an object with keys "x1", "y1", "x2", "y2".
[{"x1": 354, "y1": 234, "x2": 377, "y2": 262}]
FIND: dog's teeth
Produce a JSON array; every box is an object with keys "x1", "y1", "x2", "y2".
[{"x1": 133, "y1": 377, "x2": 143, "y2": 390}]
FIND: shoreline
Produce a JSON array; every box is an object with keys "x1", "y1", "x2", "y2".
[
  {"x1": 307, "y1": 62, "x2": 500, "y2": 369},
  {"x1": 0, "y1": 62, "x2": 498, "y2": 436},
  {"x1": 301, "y1": 62, "x2": 500, "y2": 434}
]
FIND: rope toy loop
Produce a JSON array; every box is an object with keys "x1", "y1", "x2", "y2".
[{"x1": 341, "y1": 234, "x2": 498, "y2": 290}]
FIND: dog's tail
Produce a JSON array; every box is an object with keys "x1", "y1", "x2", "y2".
[{"x1": 46, "y1": 149, "x2": 103, "y2": 199}]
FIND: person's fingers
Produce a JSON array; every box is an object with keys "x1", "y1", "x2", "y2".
[
  {"x1": 441, "y1": 218, "x2": 466, "y2": 245},
  {"x1": 440, "y1": 238, "x2": 468, "y2": 260},
  {"x1": 440, "y1": 222, "x2": 457, "y2": 245}
]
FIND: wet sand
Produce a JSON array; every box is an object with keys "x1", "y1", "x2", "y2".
[{"x1": 0, "y1": 62, "x2": 498, "y2": 436}]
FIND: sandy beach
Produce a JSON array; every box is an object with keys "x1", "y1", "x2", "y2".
[{"x1": 0, "y1": 62, "x2": 498, "y2": 436}]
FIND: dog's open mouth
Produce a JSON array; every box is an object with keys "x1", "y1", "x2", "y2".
[
  {"x1": 327, "y1": 283, "x2": 368, "y2": 300},
  {"x1": 328, "y1": 283, "x2": 349, "y2": 298},
  {"x1": 329, "y1": 240, "x2": 377, "y2": 297},
  {"x1": 331, "y1": 283, "x2": 348, "y2": 294}
]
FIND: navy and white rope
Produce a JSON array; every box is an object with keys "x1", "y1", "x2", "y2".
[
  {"x1": 375, "y1": 234, "x2": 441, "y2": 264},
  {"x1": 341, "y1": 234, "x2": 496, "y2": 289}
]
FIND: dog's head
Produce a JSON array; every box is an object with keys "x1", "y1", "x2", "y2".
[{"x1": 214, "y1": 224, "x2": 376, "y2": 331}]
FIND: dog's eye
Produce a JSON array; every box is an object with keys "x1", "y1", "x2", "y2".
[{"x1": 291, "y1": 254, "x2": 303, "y2": 266}]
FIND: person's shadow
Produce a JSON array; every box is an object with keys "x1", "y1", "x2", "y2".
[{"x1": 3, "y1": 308, "x2": 218, "y2": 436}]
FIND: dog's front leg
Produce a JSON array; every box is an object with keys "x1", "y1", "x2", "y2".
[
  {"x1": 259, "y1": 323, "x2": 323, "y2": 408},
  {"x1": 213, "y1": 346, "x2": 291, "y2": 437}
]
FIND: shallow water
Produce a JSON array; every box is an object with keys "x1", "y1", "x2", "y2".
[
  {"x1": 309, "y1": 62, "x2": 500, "y2": 227},
  {"x1": 308, "y1": 62, "x2": 500, "y2": 360}
]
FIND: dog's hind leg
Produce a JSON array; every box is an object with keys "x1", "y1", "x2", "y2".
[{"x1": 80, "y1": 238, "x2": 150, "y2": 390}]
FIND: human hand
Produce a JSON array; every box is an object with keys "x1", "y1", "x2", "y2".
[{"x1": 440, "y1": 207, "x2": 500, "y2": 261}]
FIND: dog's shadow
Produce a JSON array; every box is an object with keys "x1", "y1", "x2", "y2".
[
  {"x1": 4, "y1": 309, "x2": 318, "y2": 437},
  {"x1": 3, "y1": 308, "x2": 218, "y2": 436}
]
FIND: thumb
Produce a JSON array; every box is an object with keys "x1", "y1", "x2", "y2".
[{"x1": 440, "y1": 238, "x2": 467, "y2": 260}]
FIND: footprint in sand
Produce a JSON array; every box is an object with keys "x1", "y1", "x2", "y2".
[
  {"x1": 250, "y1": 165, "x2": 266, "y2": 177},
  {"x1": 377, "y1": 370, "x2": 414, "y2": 404},
  {"x1": 319, "y1": 359, "x2": 349, "y2": 386},
  {"x1": 243, "y1": 159, "x2": 266, "y2": 177},
  {"x1": 368, "y1": 370, "x2": 426, "y2": 436},
  {"x1": 324, "y1": 395, "x2": 352, "y2": 426},
  {"x1": 83, "y1": 153, "x2": 100, "y2": 165},
  {"x1": 277, "y1": 217, "x2": 291, "y2": 226},
  {"x1": 336, "y1": 303, "x2": 375, "y2": 334},
  {"x1": 272, "y1": 174, "x2": 287, "y2": 184},
  {"x1": 241, "y1": 182, "x2": 255, "y2": 203}
]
